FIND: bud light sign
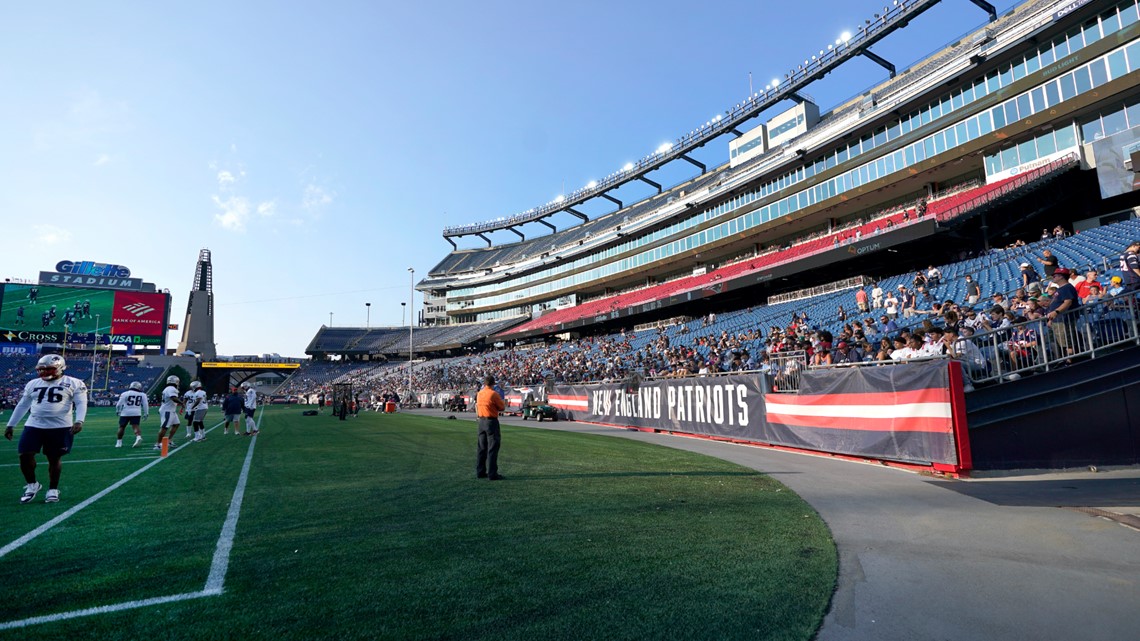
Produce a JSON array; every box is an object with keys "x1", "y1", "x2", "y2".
[{"x1": 1, "y1": 343, "x2": 35, "y2": 356}]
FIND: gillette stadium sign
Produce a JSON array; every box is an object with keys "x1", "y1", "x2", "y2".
[{"x1": 39, "y1": 260, "x2": 143, "y2": 291}]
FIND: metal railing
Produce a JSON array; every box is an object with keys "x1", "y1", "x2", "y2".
[{"x1": 959, "y1": 292, "x2": 1140, "y2": 385}]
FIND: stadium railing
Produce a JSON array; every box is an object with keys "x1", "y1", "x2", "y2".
[{"x1": 960, "y1": 293, "x2": 1140, "y2": 385}]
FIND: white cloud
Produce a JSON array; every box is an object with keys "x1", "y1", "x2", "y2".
[
  {"x1": 301, "y1": 184, "x2": 335, "y2": 215},
  {"x1": 34, "y1": 225, "x2": 73, "y2": 245},
  {"x1": 217, "y1": 170, "x2": 236, "y2": 187},
  {"x1": 94, "y1": 153, "x2": 111, "y2": 167},
  {"x1": 257, "y1": 201, "x2": 276, "y2": 217},
  {"x1": 212, "y1": 195, "x2": 252, "y2": 231}
]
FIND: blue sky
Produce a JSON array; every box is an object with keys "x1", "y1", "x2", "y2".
[{"x1": 0, "y1": 0, "x2": 1018, "y2": 357}]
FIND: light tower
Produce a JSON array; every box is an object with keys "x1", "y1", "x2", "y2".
[{"x1": 177, "y1": 248, "x2": 217, "y2": 359}]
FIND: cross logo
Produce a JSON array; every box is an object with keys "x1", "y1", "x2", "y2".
[{"x1": 122, "y1": 303, "x2": 156, "y2": 317}]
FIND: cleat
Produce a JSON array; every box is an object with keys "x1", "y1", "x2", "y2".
[
  {"x1": 133, "y1": 436, "x2": 143, "y2": 448},
  {"x1": 115, "y1": 441, "x2": 122, "y2": 448},
  {"x1": 45, "y1": 489, "x2": 59, "y2": 503},
  {"x1": 20, "y1": 482, "x2": 42, "y2": 504},
  {"x1": 153, "y1": 444, "x2": 161, "y2": 450}
]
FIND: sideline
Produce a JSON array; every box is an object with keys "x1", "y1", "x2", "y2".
[{"x1": 0, "y1": 407, "x2": 262, "y2": 630}]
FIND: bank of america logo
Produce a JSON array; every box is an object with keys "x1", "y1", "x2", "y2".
[{"x1": 122, "y1": 302, "x2": 156, "y2": 317}]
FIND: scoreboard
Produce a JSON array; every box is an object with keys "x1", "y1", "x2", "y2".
[{"x1": 0, "y1": 283, "x2": 170, "y2": 346}]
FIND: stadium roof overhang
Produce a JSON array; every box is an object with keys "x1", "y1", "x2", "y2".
[{"x1": 438, "y1": 0, "x2": 1000, "y2": 249}]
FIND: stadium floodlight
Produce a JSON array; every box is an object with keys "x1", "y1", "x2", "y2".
[
  {"x1": 554, "y1": 194, "x2": 565, "y2": 203},
  {"x1": 772, "y1": 78, "x2": 780, "y2": 87},
  {"x1": 586, "y1": 180, "x2": 597, "y2": 189},
  {"x1": 841, "y1": 31, "x2": 851, "y2": 42},
  {"x1": 657, "y1": 142, "x2": 673, "y2": 154},
  {"x1": 622, "y1": 162, "x2": 634, "y2": 172}
]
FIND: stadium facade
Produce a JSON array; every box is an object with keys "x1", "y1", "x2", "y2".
[{"x1": 412, "y1": 0, "x2": 1140, "y2": 341}]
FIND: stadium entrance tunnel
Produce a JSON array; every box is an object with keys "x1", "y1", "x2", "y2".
[{"x1": 197, "y1": 362, "x2": 299, "y2": 395}]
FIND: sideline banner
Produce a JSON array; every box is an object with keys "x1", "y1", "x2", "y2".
[
  {"x1": 549, "y1": 362, "x2": 959, "y2": 467},
  {"x1": 550, "y1": 374, "x2": 766, "y2": 441},
  {"x1": 767, "y1": 363, "x2": 956, "y2": 465}
]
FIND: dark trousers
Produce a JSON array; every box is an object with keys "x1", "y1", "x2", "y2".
[{"x1": 476, "y1": 417, "x2": 501, "y2": 477}]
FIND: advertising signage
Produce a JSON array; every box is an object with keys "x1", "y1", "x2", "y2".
[
  {"x1": 38, "y1": 259, "x2": 141, "y2": 291},
  {"x1": 0, "y1": 284, "x2": 168, "y2": 346}
]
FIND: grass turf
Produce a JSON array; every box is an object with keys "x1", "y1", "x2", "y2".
[{"x1": 0, "y1": 406, "x2": 836, "y2": 640}]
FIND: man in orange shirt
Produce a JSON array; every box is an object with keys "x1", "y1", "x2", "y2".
[{"x1": 475, "y1": 375, "x2": 506, "y2": 481}]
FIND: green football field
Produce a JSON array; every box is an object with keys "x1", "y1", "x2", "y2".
[
  {"x1": 0, "y1": 406, "x2": 836, "y2": 640},
  {"x1": 0, "y1": 284, "x2": 116, "y2": 336}
]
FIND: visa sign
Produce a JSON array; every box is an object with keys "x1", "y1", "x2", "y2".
[{"x1": 55, "y1": 260, "x2": 131, "y2": 278}]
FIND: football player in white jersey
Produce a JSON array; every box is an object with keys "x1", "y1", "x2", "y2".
[
  {"x1": 242, "y1": 382, "x2": 258, "y2": 435},
  {"x1": 155, "y1": 375, "x2": 184, "y2": 450},
  {"x1": 4, "y1": 354, "x2": 88, "y2": 504},
  {"x1": 115, "y1": 381, "x2": 149, "y2": 448},
  {"x1": 187, "y1": 381, "x2": 208, "y2": 442}
]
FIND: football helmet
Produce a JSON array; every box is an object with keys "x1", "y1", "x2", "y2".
[
  {"x1": 36, "y1": 354, "x2": 66, "y2": 380},
  {"x1": 129, "y1": 381, "x2": 143, "y2": 391},
  {"x1": 241, "y1": 382, "x2": 251, "y2": 390},
  {"x1": 190, "y1": 381, "x2": 202, "y2": 390},
  {"x1": 166, "y1": 375, "x2": 180, "y2": 386}
]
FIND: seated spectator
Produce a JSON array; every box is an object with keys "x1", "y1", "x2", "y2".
[
  {"x1": 944, "y1": 327, "x2": 986, "y2": 387},
  {"x1": 1006, "y1": 322, "x2": 1041, "y2": 374},
  {"x1": 834, "y1": 341, "x2": 862, "y2": 364},
  {"x1": 1075, "y1": 269, "x2": 1102, "y2": 302},
  {"x1": 874, "y1": 337, "x2": 893, "y2": 361},
  {"x1": 1107, "y1": 275, "x2": 1125, "y2": 297},
  {"x1": 878, "y1": 315, "x2": 897, "y2": 334},
  {"x1": 1023, "y1": 298, "x2": 1045, "y2": 321}
]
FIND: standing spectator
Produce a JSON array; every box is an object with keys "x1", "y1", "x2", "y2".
[
  {"x1": 475, "y1": 375, "x2": 505, "y2": 481},
  {"x1": 884, "y1": 291, "x2": 900, "y2": 320},
  {"x1": 871, "y1": 282, "x2": 884, "y2": 309},
  {"x1": 1045, "y1": 268, "x2": 1080, "y2": 361},
  {"x1": 1038, "y1": 249, "x2": 1058, "y2": 279},
  {"x1": 837, "y1": 305, "x2": 847, "y2": 322},
  {"x1": 855, "y1": 287, "x2": 869, "y2": 314},
  {"x1": 1121, "y1": 240, "x2": 1140, "y2": 292},
  {"x1": 900, "y1": 286, "x2": 917, "y2": 319},
  {"x1": 964, "y1": 274, "x2": 981, "y2": 305},
  {"x1": 4, "y1": 355, "x2": 87, "y2": 504},
  {"x1": 926, "y1": 265, "x2": 942, "y2": 289},
  {"x1": 1019, "y1": 262, "x2": 1039, "y2": 287}
]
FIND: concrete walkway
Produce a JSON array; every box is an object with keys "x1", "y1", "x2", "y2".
[{"x1": 422, "y1": 410, "x2": 1140, "y2": 641}]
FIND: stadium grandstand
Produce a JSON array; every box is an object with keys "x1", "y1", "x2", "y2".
[{"x1": 287, "y1": 0, "x2": 1140, "y2": 468}]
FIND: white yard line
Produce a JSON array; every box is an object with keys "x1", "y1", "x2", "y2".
[
  {"x1": 0, "y1": 590, "x2": 218, "y2": 631},
  {"x1": 0, "y1": 408, "x2": 263, "y2": 630},
  {"x1": 205, "y1": 415, "x2": 259, "y2": 591},
  {"x1": 0, "y1": 456, "x2": 157, "y2": 467},
  {"x1": 0, "y1": 420, "x2": 224, "y2": 560}
]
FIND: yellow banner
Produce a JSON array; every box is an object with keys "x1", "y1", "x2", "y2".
[{"x1": 200, "y1": 362, "x2": 300, "y2": 369}]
